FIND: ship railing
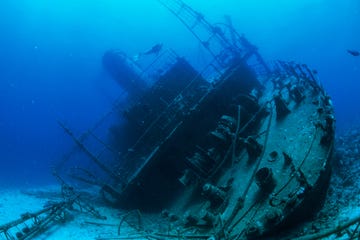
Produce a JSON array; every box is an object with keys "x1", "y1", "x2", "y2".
[
  {"x1": 126, "y1": 64, "x2": 213, "y2": 154},
  {"x1": 157, "y1": 0, "x2": 244, "y2": 68},
  {"x1": 197, "y1": 56, "x2": 227, "y2": 84},
  {"x1": 157, "y1": 0, "x2": 271, "y2": 77},
  {"x1": 268, "y1": 60, "x2": 321, "y2": 84},
  {"x1": 136, "y1": 48, "x2": 179, "y2": 84},
  {"x1": 58, "y1": 1, "x2": 322, "y2": 188}
]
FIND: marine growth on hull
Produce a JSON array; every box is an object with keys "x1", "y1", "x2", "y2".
[
  {"x1": 53, "y1": 0, "x2": 336, "y2": 239},
  {"x1": 97, "y1": 58, "x2": 334, "y2": 239}
]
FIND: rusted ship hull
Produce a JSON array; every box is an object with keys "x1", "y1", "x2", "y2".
[
  {"x1": 58, "y1": 1, "x2": 335, "y2": 239},
  {"x1": 100, "y1": 55, "x2": 334, "y2": 239}
]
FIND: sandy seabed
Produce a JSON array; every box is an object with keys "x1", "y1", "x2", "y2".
[
  {"x1": 1, "y1": 181, "x2": 359, "y2": 240},
  {"x1": 0, "y1": 185, "x2": 141, "y2": 240},
  {"x1": 2, "y1": 126, "x2": 360, "y2": 240}
]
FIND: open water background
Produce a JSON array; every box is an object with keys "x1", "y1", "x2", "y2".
[{"x1": 0, "y1": 0, "x2": 359, "y2": 186}]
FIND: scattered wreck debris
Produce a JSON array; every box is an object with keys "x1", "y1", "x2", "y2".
[
  {"x1": 55, "y1": 0, "x2": 335, "y2": 239},
  {"x1": 0, "y1": 175, "x2": 105, "y2": 240}
]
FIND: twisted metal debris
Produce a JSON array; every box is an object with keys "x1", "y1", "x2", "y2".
[{"x1": 0, "y1": 175, "x2": 105, "y2": 240}]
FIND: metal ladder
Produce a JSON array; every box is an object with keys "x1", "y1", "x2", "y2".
[{"x1": 157, "y1": 0, "x2": 270, "y2": 74}]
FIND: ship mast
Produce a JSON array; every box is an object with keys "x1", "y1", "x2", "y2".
[{"x1": 157, "y1": 0, "x2": 270, "y2": 73}]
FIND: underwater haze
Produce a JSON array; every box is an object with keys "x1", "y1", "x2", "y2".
[{"x1": 0, "y1": 0, "x2": 359, "y2": 186}]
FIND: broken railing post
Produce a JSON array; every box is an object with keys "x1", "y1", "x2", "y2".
[{"x1": 57, "y1": 120, "x2": 119, "y2": 181}]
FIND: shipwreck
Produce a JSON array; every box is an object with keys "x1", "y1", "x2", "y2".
[{"x1": 54, "y1": 0, "x2": 335, "y2": 239}]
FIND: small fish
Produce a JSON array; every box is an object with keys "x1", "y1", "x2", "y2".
[{"x1": 347, "y1": 49, "x2": 360, "y2": 56}]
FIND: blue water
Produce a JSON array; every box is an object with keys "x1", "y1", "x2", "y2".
[{"x1": 0, "y1": 0, "x2": 359, "y2": 186}]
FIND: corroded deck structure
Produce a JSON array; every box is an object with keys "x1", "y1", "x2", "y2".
[{"x1": 58, "y1": 1, "x2": 335, "y2": 239}]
